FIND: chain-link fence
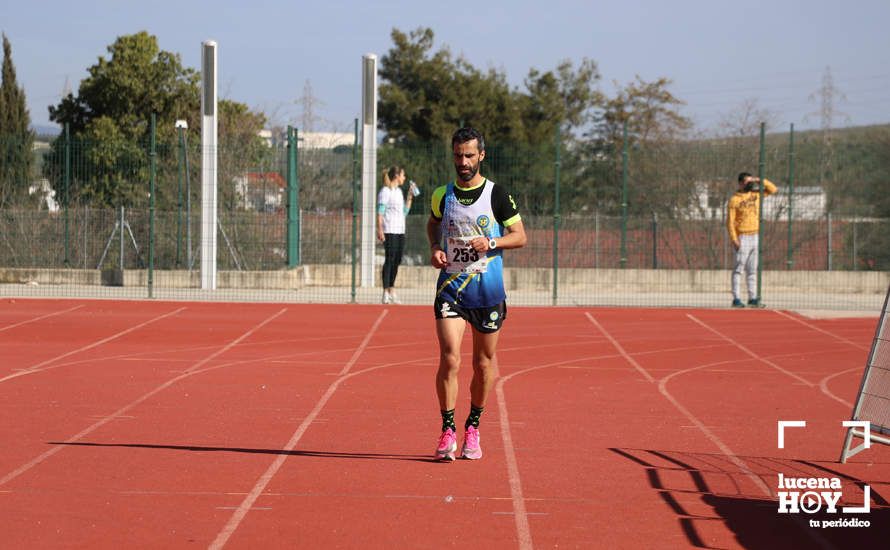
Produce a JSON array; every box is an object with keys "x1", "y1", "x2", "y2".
[{"x1": 0, "y1": 122, "x2": 887, "y2": 310}]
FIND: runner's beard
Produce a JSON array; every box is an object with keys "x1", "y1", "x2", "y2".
[{"x1": 457, "y1": 164, "x2": 478, "y2": 182}]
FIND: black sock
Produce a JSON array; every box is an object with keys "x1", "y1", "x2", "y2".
[
  {"x1": 441, "y1": 409, "x2": 456, "y2": 432},
  {"x1": 465, "y1": 404, "x2": 484, "y2": 430}
]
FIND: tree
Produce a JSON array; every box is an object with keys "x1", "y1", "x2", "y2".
[
  {"x1": 217, "y1": 99, "x2": 269, "y2": 210},
  {"x1": 0, "y1": 33, "x2": 34, "y2": 208},
  {"x1": 848, "y1": 126, "x2": 890, "y2": 269},
  {"x1": 47, "y1": 31, "x2": 267, "y2": 209},
  {"x1": 520, "y1": 59, "x2": 602, "y2": 139},
  {"x1": 378, "y1": 28, "x2": 511, "y2": 143},
  {"x1": 378, "y1": 27, "x2": 601, "y2": 146},
  {"x1": 377, "y1": 28, "x2": 603, "y2": 217},
  {"x1": 592, "y1": 75, "x2": 690, "y2": 147},
  {"x1": 50, "y1": 32, "x2": 199, "y2": 141},
  {"x1": 46, "y1": 32, "x2": 198, "y2": 207},
  {"x1": 713, "y1": 98, "x2": 778, "y2": 138},
  {"x1": 566, "y1": 76, "x2": 692, "y2": 218}
]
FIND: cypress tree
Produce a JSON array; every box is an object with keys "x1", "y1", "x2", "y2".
[{"x1": 0, "y1": 33, "x2": 34, "y2": 207}]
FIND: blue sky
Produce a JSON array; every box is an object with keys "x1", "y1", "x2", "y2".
[{"x1": 2, "y1": 0, "x2": 889, "y2": 134}]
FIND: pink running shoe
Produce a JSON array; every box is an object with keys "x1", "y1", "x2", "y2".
[
  {"x1": 436, "y1": 428, "x2": 457, "y2": 461},
  {"x1": 461, "y1": 426, "x2": 482, "y2": 460}
]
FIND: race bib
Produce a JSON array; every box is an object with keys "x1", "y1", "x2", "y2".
[{"x1": 445, "y1": 236, "x2": 488, "y2": 274}]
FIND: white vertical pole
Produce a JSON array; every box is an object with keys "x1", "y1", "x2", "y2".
[
  {"x1": 361, "y1": 53, "x2": 377, "y2": 288},
  {"x1": 201, "y1": 40, "x2": 218, "y2": 290}
]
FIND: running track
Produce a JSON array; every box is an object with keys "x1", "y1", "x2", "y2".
[{"x1": 0, "y1": 298, "x2": 887, "y2": 548}]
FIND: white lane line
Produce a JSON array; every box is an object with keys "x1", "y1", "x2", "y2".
[
  {"x1": 819, "y1": 367, "x2": 858, "y2": 408},
  {"x1": 493, "y1": 319, "x2": 720, "y2": 550},
  {"x1": 0, "y1": 308, "x2": 287, "y2": 489},
  {"x1": 773, "y1": 310, "x2": 869, "y2": 352},
  {"x1": 0, "y1": 307, "x2": 187, "y2": 383},
  {"x1": 583, "y1": 312, "x2": 773, "y2": 494},
  {"x1": 774, "y1": 310, "x2": 869, "y2": 404},
  {"x1": 494, "y1": 352, "x2": 610, "y2": 550},
  {"x1": 0, "y1": 304, "x2": 84, "y2": 333},
  {"x1": 686, "y1": 314, "x2": 814, "y2": 387},
  {"x1": 657, "y1": 363, "x2": 773, "y2": 497},
  {"x1": 585, "y1": 312, "x2": 834, "y2": 549},
  {"x1": 208, "y1": 309, "x2": 387, "y2": 550},
  {"x1": 585, "y1": 312, "x2": 655, "y2": 382},
  {"x1": 496, "y1": 381, "x2": 534, "y2": 550},
  {"x1": 338, "y1": 310, "x2": 388, "y2": 375}
]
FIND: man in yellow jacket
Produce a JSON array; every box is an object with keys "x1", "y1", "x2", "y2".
[{"x1": 727, "y1": 172, "x2": 778, "y2": 307}]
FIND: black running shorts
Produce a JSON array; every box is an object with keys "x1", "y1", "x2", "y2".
[{"x1": 433, "y1": 297, "x2": 507, "y2": 333}]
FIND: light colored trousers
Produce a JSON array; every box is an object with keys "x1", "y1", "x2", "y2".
[{"x1": 732, "y1": 233, "x2": 758, "y2": 301}]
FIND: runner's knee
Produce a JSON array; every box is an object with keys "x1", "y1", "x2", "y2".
[{"x1": 438, "y1": 351, "x2": 461, "y2": 374}]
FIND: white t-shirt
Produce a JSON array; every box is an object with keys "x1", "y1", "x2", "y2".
[{"x1": 377, "y1": 186, "x2": 406, "y2": 234}]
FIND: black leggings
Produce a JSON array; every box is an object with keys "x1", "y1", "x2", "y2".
[{"x1": 382, "y1": 233, "x2": 405, "y2": 288}]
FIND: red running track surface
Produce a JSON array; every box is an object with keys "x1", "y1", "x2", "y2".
[{"x1": 0, "y1": 298, "x2": 887, "y2": 549}]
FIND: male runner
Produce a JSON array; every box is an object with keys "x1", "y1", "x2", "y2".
[{"x1": 427, "y1": 127, "x2": 527, "y2": 461}]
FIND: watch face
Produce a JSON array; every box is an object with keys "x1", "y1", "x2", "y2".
[{"x1": 489, "y1": 239, "x2": 497, "y2": 250}]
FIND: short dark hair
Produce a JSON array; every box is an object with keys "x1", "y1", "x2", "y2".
[
  {"x1": 452, "y1": 127, "x2": 485, "y2": 152},
  {"x1": 738, "y1": 172, "x2": 752, "y2": 183}
]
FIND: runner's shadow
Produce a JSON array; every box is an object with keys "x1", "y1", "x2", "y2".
[
  {"x1": 609, "y1": 447, "x2": 890, "y2": 549},
  {"x1": 49, "y1": 441, "x2": 438, "y2": 463}
]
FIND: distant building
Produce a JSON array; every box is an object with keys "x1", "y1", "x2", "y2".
[
  {"x1": 258, "y1": 129, "x2": 352, "y2": 149},
  {"x1": 300, "y1": 132, "x2": 352, "y2": 149},
  {"x1": 690, "y1": 183, "x2": 826, "y2": 220},
  {"x1": 765, "y1": 186, "x2": 827, "y2": 220},
  {"x1": 233, "y1": 172, "x2": 286, "y2": 211},
  {"x1": 29, "y1": 178, "x2": 59, "y2": 212}
]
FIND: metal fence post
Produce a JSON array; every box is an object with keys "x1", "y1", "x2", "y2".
[
  {"x1": 786, "y1": 123, "x2": 795, "y2": 269},
  {"x1": 756, "y1": 122, "x2": 765, "y2": 301},
  {"x1": 119, "y1": 206, "x2": 125, "y2": 270},
  {"x1": 64, "y1": 123, "x2": 71, "y2": 267},
  {"x1": 594, "y1": 210, "x2": 599, "y2": 268},
  {"x1": 852, "y1": 220, "x2": 858, "y2": 270},
  {"x1": 286, "y1": 126, "x2": 298, "y2": 267},
  {"x1": 620, "y1": 120, "x2": 628, "y2": 269},
  {"x1": 176, "y1": 124, "x2": 185, "y2": 267},
  {"x1": 295, "y1": 128, "x2": 301, "y2": 265},
  {"x1": 827, "y1": 212, "x2": 833, "y2": 271},
  {"x1": 552, "y1": 124, "x2": 561, "y2": 305},
  {"x1": 352, "y1": 118, "x2": 359, "y2": 303},
  {"x1": 148, "y1": 113, "x2": 156, "y2": 298},
  {"x1": 184, "y1": 127, "x2": 192, "y2": 269},
  {"x1": 651, "y1": 211, "x2": 658, "y2": 269}
]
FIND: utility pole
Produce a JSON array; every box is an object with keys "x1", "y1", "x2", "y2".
[
  {"x1": 808, "y1": 66, "x2": 848, "y2": 186},
  {"x1": 296, "y1": 79, "x2": 324, "y2": 133}
]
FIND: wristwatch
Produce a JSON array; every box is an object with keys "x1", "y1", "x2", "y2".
[{"x1": 488, "y1": 238, "x2": 497, "y2": 250}]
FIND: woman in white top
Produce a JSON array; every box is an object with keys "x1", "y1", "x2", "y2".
[{"x1": 377, "y1": 165, "x2": 414, "y2": 304}]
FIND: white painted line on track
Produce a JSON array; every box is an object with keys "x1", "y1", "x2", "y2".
[
  {"x1": 0, "y1": 308, "x2": 287, "y2": 489},
  {"x1": 773, "y1": 310, "x2": 869, "y2": 352},
  {"x1": 208, "y1": 309, "x2": 388, "y2": 550},
  {"x1": 774, "y1": 311, "x2": 866, "y2": 407},
  {"x1": 0, "y1": 304, "x2": 83, "y2": 333},
  {"x1": 494, "y1": 353, "x2": 610, "y2": 550},
  {"x1": 819, "y1": 367, "x2": 858, "y2": 408},
  {"x1": 495, "y1": 381, "x2": 534, "y2": 550},
  {"x1": 586, "y1": 312, "x2": 835, "y2": 550},
  {"x1": 686, "y1": 314, "x2": 814, "y2": 387},
  {"x1": 493, "y1": 319, "x2": 729, "y2": 550},
  {"x1": 585, "y1": 312, "x2": 655, "y2": 382},
  {"x1": 657, "y1": 362, "x2": 773, "y2": 496},
  {"x1": 0, "y1": 307, "x2": 187, "y2": 383}
]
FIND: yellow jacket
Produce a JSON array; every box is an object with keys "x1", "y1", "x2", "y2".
[{"x1": 726, "y1": 179, "x2": 778, "y2": 242}]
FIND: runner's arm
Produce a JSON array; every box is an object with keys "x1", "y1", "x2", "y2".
[
  {"x1": 469, "y1": 219, "x2": 527, "y2": 253},
  {"x1": 427, "y1": 216, "x2": 447, "y2": 269}
]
